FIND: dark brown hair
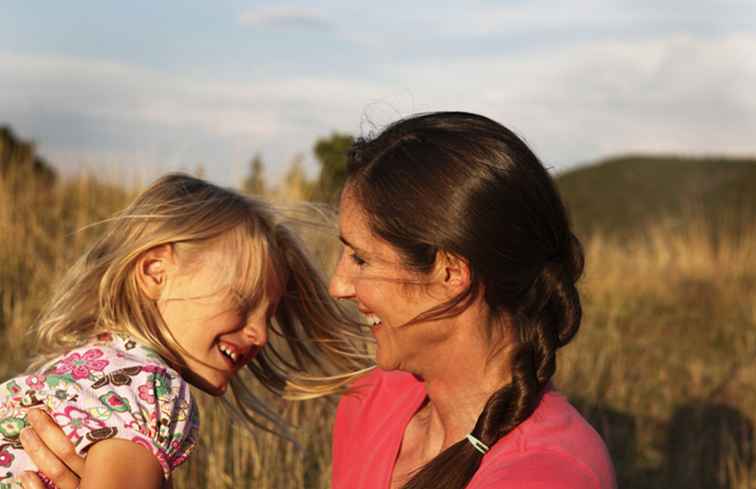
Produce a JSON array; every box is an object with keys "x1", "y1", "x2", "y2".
[{"x1": 345, "y1": 112, "x2": 584, "y2": 489}]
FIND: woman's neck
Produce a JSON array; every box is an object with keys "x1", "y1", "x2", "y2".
[{"x1": 413, "y1": 308, "x2": 515, "y2": 455}]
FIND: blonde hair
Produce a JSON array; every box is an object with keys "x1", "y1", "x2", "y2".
[{"x1": 31, "y1": 173, "x2": 371, "y2": 431}]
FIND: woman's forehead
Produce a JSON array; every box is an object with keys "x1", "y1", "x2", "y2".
[{"x1": 338, "y1": 189, "x2": 371, "y2": 244}]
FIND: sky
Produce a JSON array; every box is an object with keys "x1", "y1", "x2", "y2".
[{"x1": 2, "y1": 1, "x2": 755, "y2": 187}]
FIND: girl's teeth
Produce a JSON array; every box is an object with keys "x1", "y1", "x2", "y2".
[
  {"x1": 365, "y1": 315, "x2": 382, "y2": 327},
  {"x1": 218, "y1": 344, "x2": 238, "y2": 362}
]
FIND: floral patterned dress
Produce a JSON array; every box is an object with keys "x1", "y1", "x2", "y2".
[{"x1": 0, "y1": 332, "x2": 199, "y2": 488}]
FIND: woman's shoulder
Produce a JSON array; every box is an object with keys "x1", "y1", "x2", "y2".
[
  {"x1": 472, "y1": 448, "x2": 613, "y2": 489},
  {"x1": 524, "y1": 389, "x2": 612, "y2": 462},
  {"x1": 334, "y1": 367, "x2": 424, "y2": 437},
  {"x1": 476, "y1": 388, "x2": 616, "y2": 489},
  {"x1": 338, "y1": 368, "x2": 422, "y2": 410},
  {"x1": 347, "y1": 367, "x2": 420, "y2": 393},
  {"x1": 332, "y1": 368, "x2": 427, "y2": 485}
]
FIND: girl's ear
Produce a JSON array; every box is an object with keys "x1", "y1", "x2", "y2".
[
  {"x1": 136, "y1": 244, "x2": 175, "y2": 300},
  {"x1": 434, "y1": 251, "x2": 471, "y2": 296}
]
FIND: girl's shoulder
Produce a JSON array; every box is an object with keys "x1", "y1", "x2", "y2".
[
  {"x1": 37, "y1": 331, "x2": 176, "y2": 378},
  {"x1": 0, "y1": 332, "x2": 199, "y2": 479}
]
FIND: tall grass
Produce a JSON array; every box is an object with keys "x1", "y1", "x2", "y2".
[{"x1": 1, "y1": 170, "x2": 754, "y2": 488}]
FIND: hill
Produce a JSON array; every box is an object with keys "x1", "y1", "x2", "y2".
[
  {"x1": 556, "y1": 155, "x2": 756, "y2": 239},
  {"x1": 0, "y1": 126, "x2": 57, "y2": 184}
]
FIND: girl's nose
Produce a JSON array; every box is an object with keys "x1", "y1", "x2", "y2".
[{"x1": 243, "y1": 318, "x2": 268, "y2": 347}]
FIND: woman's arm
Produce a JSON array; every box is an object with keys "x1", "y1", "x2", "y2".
[
  {"x1": 19, "y1": 409, "x2": 163, "y2": 489},
  {"x1": 19, "y1": 409, "x2": 82, "y2": 489},
  {"x1": 20, "y1": 437, "x2": 162, "y2": 489}
]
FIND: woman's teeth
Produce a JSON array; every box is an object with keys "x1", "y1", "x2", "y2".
[
  {"x1": 365, "y1": 314, "x2": 382, "y2": 328},
  {"x1": 218, "y1": 343, "x2": 239, "y2": 363}
]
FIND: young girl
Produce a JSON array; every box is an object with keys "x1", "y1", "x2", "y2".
[{"x1": 0, "y1": 174, "x2": 367, "y2": 489}]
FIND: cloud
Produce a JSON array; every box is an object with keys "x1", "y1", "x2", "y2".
[
  {"x1": 376, "y1": 33, "x2": 756, "y2": 167},
  {"x1": 1, "y1": 31, "x2": 754, "y2": 187},
  {"x1": 0, "y1": 51, "x2": 383, "y2": 184},
  {"x1": 238, "y1": 6, "x2": 331, "y2": 30},
  {"x1": 438, "y1": 0, "x2": 754, "y2": 37}
]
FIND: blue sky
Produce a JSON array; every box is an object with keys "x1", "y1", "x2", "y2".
[{"x1": 2, "y1": 1, "x2": 755, "y2": 186}]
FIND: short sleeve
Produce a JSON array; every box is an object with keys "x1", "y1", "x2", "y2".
[{"x1": 58, "y1": 362, "x2": 199, "y2": 480}]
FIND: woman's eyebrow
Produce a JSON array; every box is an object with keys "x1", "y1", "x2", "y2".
[
  {"x1": 340, "y1": 235, "x2": 371, "y2": 255},
  {"x1": 339, "y1": 235, "x2": 356, "y2": 249}
]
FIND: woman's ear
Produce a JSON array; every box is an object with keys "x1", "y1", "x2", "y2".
[
  {"x1": 136, "y1": 244, "x2": 175, "y2": 300},
  {"x1": 435, "y1": 251, "x2": 471, "y2": 296}
]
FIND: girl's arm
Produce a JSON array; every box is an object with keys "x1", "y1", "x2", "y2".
[{"x1": 81, "y1": 438, "x2": 163, "y2": 489}]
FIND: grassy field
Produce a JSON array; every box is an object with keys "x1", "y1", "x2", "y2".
[{"x1": 1, "y1": 166, "x2": 755, "y2": 489}]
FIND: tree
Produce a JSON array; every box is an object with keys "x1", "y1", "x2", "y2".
[
  {"x1": 279, "y1": 154, "x2": 313, "y2": 202},
  {"x1": 312, "y1": 132, "x2": 353, "y2": 203},
  {"x1": 242, "y1": 153, "x2": 266, "y2": 196}
]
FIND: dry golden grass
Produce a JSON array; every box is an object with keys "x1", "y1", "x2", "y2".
[
  {"x1": 557, "y1": 219, "x2": 756, "y2": 489},
  {"x1": 2, "y1": 170, "x2": 754, "y2": 488}
]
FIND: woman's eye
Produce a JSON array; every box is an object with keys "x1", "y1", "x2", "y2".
[{"x1": 349, "y1": 253, "x2": 367, "y2": 267}]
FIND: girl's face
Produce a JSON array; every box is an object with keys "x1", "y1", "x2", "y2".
[
  {"x1": 154, "y1": 249, "x2": 280, "y2": 395},
  {"x1": 329, "y1": 189, "x2": 450, "y2": 372}
]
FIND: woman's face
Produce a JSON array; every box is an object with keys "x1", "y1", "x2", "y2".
[{"x1": 329, "y1": 188, "x2": 450, "y2": 372}]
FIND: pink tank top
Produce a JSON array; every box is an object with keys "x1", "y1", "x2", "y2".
[{"x1": 332, "y1": 369, "x2": 616, "y2": 489}]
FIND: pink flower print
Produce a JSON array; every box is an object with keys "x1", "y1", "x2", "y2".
[
  {"x1": 141, "y1": 364, "x2": 163, "y2": 374},
  {"x1": 0, "y1": 446, "x2": 14, "y2": 467},
  {"x1": 124, "y1": 418, "x2": 149, "y2": 436},
  {"x1": 138, "y1": 383, "x2": 155, "y2": 404},
  {"x1": 26, "y1": 375, "x2": 47, "y2": 390},
  {"x1": 53, "y1": 406, "x2": 106, "y2": 442},
  {"x1": 54, "y1": 349, "x2": 109, "y2": 380}
]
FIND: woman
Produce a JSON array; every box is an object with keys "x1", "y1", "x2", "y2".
[
  {"x1": 19, "y1": 112, "x2": 615, "y2": 489},
  {"x1": 329, "y1": 112, "x2": 614, "y2": 489}
]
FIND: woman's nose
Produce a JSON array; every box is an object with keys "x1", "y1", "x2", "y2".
[{"x1": 329, "y1": 253, "x2": 355, "y2": 300}]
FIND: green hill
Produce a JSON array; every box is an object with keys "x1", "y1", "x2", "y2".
[{"x1": 555, "y1": 155, "x2": 756, "y2": 239}]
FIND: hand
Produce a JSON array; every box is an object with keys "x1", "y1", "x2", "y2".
[{"x1": 19, "y1": 409, "x2": 84, "y2": 489}]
